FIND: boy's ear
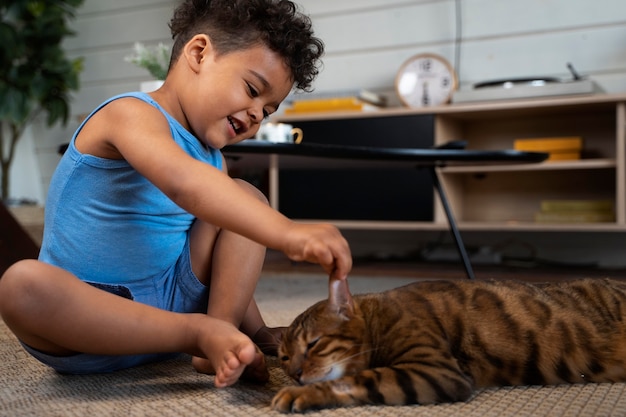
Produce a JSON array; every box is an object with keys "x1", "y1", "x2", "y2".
[
  {"x1": 328, "y1": 278, "x2": 355, "y2": 319},
  {"x1": 183, "y1": 34, "x2": 213, "y2": 72}
]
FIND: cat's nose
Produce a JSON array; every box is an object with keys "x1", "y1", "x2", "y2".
[{"x1": 295, "y1": 369, "x2": 303, "y2": 384}]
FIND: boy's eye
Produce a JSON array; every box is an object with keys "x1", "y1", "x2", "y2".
[
  {"x1": 247, "y1": 83, "x2": 259, "y2": 98},
  {"x1": 247, "y1": 82, "x2": 271, "y2": 119}
]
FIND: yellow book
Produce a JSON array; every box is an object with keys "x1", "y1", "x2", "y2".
[
  {"x1": 540, "y1": 199, "x2": 614, "y2": 212},
  {"x1": 286, "y1": 97, "x2": 381, "y2": 113},
  {"x1": 514, "y1": 137, "x2": 583, "y2": 152},
  {"x1": 534, "y1": 211, "x2": 615, "y2": 223}
]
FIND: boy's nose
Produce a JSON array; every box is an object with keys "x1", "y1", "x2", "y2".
[{"x1": 248, "y1": 106, "x2": 264, "y2": 123}]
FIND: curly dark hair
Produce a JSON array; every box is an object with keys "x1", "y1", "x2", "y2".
[{"x1": 169, "y1": 0, "x2": 324, "y2": 92}]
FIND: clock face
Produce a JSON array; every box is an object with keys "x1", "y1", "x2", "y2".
[{"x1": 395, "y1": 54, "x2": 457, "y2": 107}]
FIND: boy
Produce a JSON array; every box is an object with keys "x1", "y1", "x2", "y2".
[{"x1": 0, "y1": 0, "x2": 351, "y2": 388}]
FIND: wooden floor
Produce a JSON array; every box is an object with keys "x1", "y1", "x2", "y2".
[{"x1": 262, "y1": 250, "x2": 626, "y2": 283}]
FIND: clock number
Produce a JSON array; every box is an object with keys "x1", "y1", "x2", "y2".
[
  {"x1": 422, "y1": 81, "x2": 430, "y2": 106},
  {"x1": 420, "y1": 59, "x2": 432, "y2": 73},
  {"x1": 442, "y1": 77, "x2": 450, "y2": 88}
]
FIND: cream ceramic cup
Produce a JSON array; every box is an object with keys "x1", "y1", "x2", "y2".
[{"x1": 256, "y1": 123, "x2": 303, "y2": 144}]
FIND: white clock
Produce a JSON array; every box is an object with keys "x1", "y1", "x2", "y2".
[{"x1": 395, "y1": 53, "x2": 458, "y2": 108}]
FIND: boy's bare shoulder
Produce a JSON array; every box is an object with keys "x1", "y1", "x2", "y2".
[
  {"x1": 76, "y1": 95, "x2": 170, "y2": 159},
  {"x1": 102, "y1": 95, "x2": 165, "y2": 122}
]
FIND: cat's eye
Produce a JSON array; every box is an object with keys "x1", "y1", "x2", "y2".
[
  {"x1": 307, "y1": 338, "x2": 320, "y2": 351},
  {"x1": 280, "y1": 355, "x2": 289, "y2": 362}
]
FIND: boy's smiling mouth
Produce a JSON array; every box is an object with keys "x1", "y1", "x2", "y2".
[{"x1": 228, "y1": 116, "x2": 243, "y2": 135}]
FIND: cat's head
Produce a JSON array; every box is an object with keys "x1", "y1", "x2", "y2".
[{"x1": 278, "y1": 279, "x2": 370, "y2": 385}]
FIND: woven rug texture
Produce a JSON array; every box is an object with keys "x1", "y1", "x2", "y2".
[{"x1": 2, "y1": 272, "x2": 626, "y2": 417}]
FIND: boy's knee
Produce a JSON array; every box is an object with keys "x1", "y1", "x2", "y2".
[
  {"x1": 1, "y1": 259, "x2": 37, "y2": 288},
  {"x1": 233, "y1": 179, "x2": 268, "y2": 205},
  {"x1": 0, "y1": 260, "x2": 46, "y2": 316}
]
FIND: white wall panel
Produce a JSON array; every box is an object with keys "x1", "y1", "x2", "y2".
[
  {"x1": 77, "y1": 47, "x2": 172, "y2": 84},
  {"x1": 463, "y1": 0, "x2": 626, "y2": 38},
  {"x1": 458, "y1": 25, "x2": 626, "y2": 85},
  {"x1": 79, "y1": 0, "x2": 175, "y2": 14},
  {"x1": 65, "y1": 6, "x2": 173, "y2": 52},
  {"x1": 313, "y1": 2, "x2": 455, "y2": 54},
  {"x1": 297, "y1": 0, "x2": 444, "y2": 16}
]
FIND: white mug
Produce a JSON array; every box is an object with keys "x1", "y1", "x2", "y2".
[{"x1": 256, "y1": 123, "x2": 303, "y2": 144}]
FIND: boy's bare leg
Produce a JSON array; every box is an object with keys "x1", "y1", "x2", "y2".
[
  {"x1": 0, "y1": 260, "x2": 255, "y2": 387},
  {"x1": 189, "y1": 180, "x2": 282, "y2": 378}
]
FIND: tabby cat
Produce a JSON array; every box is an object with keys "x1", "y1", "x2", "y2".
[{"x1": 271, "y1": 278, "x2": 626, "y2": 413}]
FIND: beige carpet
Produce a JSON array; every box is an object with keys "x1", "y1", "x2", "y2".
[{"x1": 2, "y1": 272, "x2": 626, "y2": 417}]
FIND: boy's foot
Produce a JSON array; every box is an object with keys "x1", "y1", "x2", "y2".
[
  {"x1": 192, "y1": 346, "x2": 269, "y2": 384},
  {"x1": 252, "y1": 326, "x2": 286, "y2": 356},
  {"x1": 194, "y1": 317, "x2": 264, "y2": 387}
]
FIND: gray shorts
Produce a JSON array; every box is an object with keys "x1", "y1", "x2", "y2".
[{"x1": 22, "y1": 238, "x2": 208, "y2": 374}]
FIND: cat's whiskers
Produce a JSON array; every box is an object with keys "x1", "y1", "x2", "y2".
[{"x1": 320, "y1": 347, "x2": 378, "y2": 373}]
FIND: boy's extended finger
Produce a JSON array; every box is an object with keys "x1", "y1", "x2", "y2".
[
  {"x1": 329, "y1": 268, "x2": 347, "y2": 281},
  {"x1": 329, "y1": 251, "x2": 352, "y2": 281}
]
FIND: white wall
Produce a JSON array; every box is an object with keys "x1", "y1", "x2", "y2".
[
  {"x1": 9, "y1": 0, "x2": 626, "y2": 265},
  {"x1": 301, "y1": 0, "x2": 626, "y2": 94}
]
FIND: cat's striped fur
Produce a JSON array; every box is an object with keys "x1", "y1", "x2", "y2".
[{"x1": 271, "y1": 278, "x2": 626, "y2": 413}]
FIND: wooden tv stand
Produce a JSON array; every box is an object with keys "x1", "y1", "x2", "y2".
[{"x1": 267, "y1": 93, "x2": 626, "y2": 233}]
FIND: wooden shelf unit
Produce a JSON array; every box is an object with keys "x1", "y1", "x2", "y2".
[{"x1": 273, "y1": 93, "x2": 626, "y2": 232}]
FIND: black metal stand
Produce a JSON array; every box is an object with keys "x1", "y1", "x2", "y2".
[{"x1": 429, "y1": 167, "x2": 475, "y2": 280}]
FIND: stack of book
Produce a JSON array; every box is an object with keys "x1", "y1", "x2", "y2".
[
  {"x1": 284, "y1": 90, "x2": 387, "y2": 115},
  {"x1": 513, "y1": 136, "x2": 583, "y2": 161},
  {"x1": 534, "y1": 199, "x2": 615, "y2": 223}
]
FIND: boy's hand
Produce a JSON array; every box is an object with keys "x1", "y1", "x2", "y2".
[{"x1": 284, "y1": 223, "x2": 352, "y2": 280}]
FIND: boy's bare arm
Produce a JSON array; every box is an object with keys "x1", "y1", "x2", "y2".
[{"x1": 85, "y1": 98, "x2": 351, "y2": 279}]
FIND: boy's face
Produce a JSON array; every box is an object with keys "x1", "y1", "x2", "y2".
[{"x1": 182, "y1": 40, "x2": 294, "y2": 149}]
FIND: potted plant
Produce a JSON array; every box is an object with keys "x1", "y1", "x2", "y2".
[
  {"x1": 0, "y1": 0, "x2": 84, "y2": 201},
  {"x1": 125, "y1": 42, "x2": 170, "y2": 92}
]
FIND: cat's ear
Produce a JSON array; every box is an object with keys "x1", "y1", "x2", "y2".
[{"x1": 328, "y1": 278, "x2": 355, "y2": 319}]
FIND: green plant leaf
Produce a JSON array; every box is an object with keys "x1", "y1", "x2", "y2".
[
  {"x1": 43, "y1": 96, "x2": 69, "y2": 126},
  {"x1": 0, "y1": 0, "x2": 85, "y2": 198}
]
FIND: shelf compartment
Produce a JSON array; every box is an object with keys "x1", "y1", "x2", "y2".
[
  {"x1": 438, "y1": 168, "x2": 617, "y2": 225},
  {"x1": 436, "y1": 108, "x2": 617, "y2": 160}
]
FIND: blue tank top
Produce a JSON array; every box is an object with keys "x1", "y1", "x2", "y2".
[{"x1": 39, "y1": 92, "x2": 223, "y2": 284}]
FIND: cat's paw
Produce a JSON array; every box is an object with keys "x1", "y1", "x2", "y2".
[
  {"x1": 271, "y1": 386, "x2": 309, "y2": 413},
  {"x1": 271, "y1": 386, "x2": 329, "y2": 413}
]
